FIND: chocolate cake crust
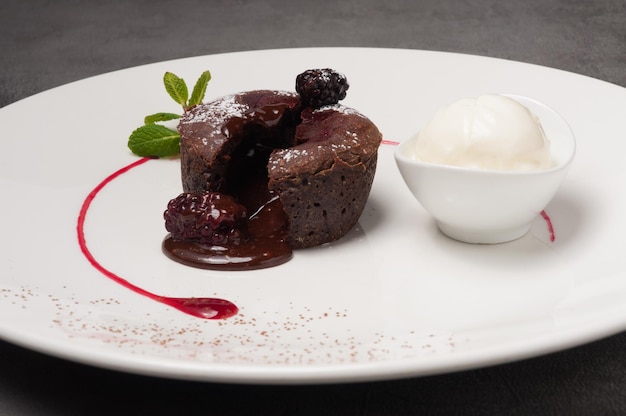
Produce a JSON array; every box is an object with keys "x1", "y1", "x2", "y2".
[{"x1": 268, "y1": 105, "x2": 381, "y2": 248}]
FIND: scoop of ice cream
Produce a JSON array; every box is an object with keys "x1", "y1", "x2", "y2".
[{"x1": 413, "y1": 94, "x2": 552, "y2": 171}]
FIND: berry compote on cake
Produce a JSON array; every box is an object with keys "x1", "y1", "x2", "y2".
[{"x1": 162, "y1": 69, "x2": 383, "y2": 270}]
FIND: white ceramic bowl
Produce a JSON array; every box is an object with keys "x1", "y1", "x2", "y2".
[{"x1": 394, "y1": 94, "x2": 576, "y2": 244}]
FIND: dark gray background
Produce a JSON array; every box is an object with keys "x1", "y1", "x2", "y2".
[{"x1": 1, "y1": 0, "x2": 625, "y2": 414}]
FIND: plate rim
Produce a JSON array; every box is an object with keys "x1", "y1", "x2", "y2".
[{"x1": 1, "y1": 47, "x2": 626, "y2": 384}]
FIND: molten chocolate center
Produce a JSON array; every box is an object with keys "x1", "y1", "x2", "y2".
[{"x1": 162, "y1": 102, "x2": 297, "y2": 270}]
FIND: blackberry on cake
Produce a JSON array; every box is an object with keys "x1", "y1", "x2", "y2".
[
  {"x1": 164, "y1": 192, "x2": 247, "y2": 245},
  {"x1": 295, "y1": 68, "x2": 349, "y2": 109}
]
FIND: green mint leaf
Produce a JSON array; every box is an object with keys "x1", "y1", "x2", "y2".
[
  {"x1": 128, "y1": 124, "x2": 180, "y2": 157},
  {"x1": 188, "y1": 70, "x2": 212, "y2": 108},
  {"x1": 144, "y1": 112, "x2": 181, "y2": 124},
  {"x1": 163, "y1": 72, "x2": 188, "y2": 107}
]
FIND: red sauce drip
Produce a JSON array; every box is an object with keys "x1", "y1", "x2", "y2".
[
  {"x1": 540, "y1": 210, "x2": 556, "y2": 242},
  {"x1": 77, "y1": 157, "x2": 238, "y2": 320}
]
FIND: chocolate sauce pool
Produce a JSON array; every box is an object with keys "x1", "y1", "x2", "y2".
[{"x1": 162, "y1": 196, "x2": 293, "y2": 271}]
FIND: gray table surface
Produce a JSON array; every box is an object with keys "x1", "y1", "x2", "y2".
[{"x1": 1, "y1": 0, "x2": 625, "y2": 414}]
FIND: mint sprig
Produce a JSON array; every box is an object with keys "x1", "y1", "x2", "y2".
[
  {"x1": 189, "y1": 70, "x2": 211, "y2": 107},
  {"x1": 144, "y1": 112, "x2": 181, "y2": 124},
  {"x1": 163, "y1": 72, "x2": 189, "y2": 107},
  {"x1": 127, "y1": 70, "x2": 211, "y2": 157},
  {"x1": 128, "y1": 124, "x2": 181, "y2": 158}
]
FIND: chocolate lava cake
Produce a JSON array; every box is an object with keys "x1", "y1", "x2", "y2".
[{"x1": 178, "y1": 79, "x2": 382, "y2": 249}]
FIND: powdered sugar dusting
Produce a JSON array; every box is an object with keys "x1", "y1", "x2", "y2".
[
  {"x1": 182, "y1": 94, "x2": 249, "y2": 137},
  {"x1": 270, "y1": 148, "x2": 311, "y2": 170},
  {"x1": 186, "y1": 95, "x2": 247, "y2": 122},
  {"x1": 315, "y1": 104, "x2": 367, "y2": 118}
]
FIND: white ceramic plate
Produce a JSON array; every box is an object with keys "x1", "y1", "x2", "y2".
[{"x1": 1, "y1": 48, "x2": 626, "y2": 384}]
